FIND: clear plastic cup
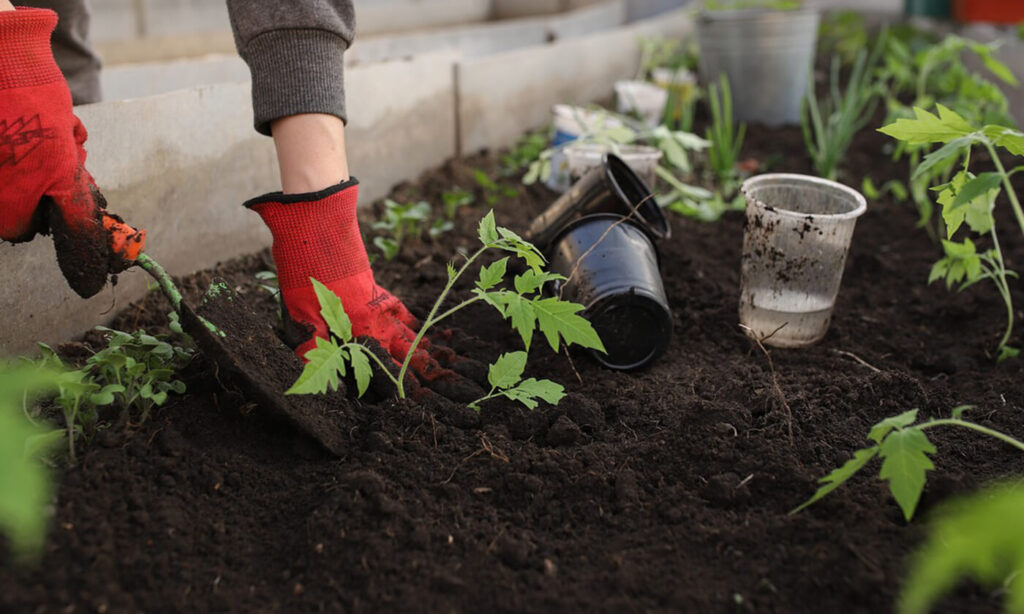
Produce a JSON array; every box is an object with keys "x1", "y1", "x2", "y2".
[
  {"x1": 738, "y1": 174, "x2": 867, "y2": 347},
  {"x1": 564, "y1": 143, "x2": 662, "y2": 190},
  {"x1": 614, "y1": 80, "x2": 669, "y2": 128}
]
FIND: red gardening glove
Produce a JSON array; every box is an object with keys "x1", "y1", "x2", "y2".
[
  {"x1": 246, "y1": 179, "x2": 483, "y2": 401},
  {"x1": 0, "y1": 8, "x2": 141, "y2": 298}
]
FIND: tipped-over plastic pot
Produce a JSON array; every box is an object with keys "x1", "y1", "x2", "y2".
[
  {"x1": 739, "y1": 173, "x2": 867, "y2": 348},
  {"x1": 526, "y1": 153, "x2": 670, "y2": 252},
  {"x1": 548, "y1": 214, "x2": 672, "y2": 371}
]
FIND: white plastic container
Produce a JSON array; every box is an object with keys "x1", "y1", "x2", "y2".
[
  {"x1": 614, "y1": 80, "x2": 669, "y2": 128},
  {"x1": 739, "y1": 174, "x2": 867, "y2": 347},
  {"x1": 564, "y1": 143, "x2": 662, "y2": 190},
  {"x1": 547, "y1": 105, "x2": 625, "y2": 192},
  {"x1": 651, "y1": 67, "x2": 697, "y2": 89}
]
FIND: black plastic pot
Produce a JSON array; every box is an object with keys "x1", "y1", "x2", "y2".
[
  {"x1": 526, "y1": 153, "x2": 670, "y2": 252},
  {"x1": 548, "y1": 214, "x2": 672, "y2": 371}
]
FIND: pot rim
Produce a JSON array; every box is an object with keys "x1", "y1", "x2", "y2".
[
  {"x1": 741, "y1": 173, "x2": 867, "y2": 221},
  {"x1": 548, "y1": 212, "x2": 662, "y2": 265},
  {"x1": 698, "y1": 7, "x2": 820, "y2": 22}
]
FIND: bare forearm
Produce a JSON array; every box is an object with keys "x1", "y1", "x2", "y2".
[
  {"x1": 271, "y1": 113, "x2": 349, "y2": 194},
  {"x1": 0, "y1": 2, "x2": 14, "y2": 11}
]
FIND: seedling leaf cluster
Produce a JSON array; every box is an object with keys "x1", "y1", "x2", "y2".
[{"x1": 290, "y1": 211, "x2": 604, "y2": 410}]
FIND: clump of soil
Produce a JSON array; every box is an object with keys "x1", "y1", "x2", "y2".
[{"x1": 2, "y1": 123, "x2": 1023, "y2": 613}]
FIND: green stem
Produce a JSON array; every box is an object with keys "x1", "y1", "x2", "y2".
[
  {"x1": 344, "y1": 342, "x2": 401, "y2": 390},
  {"x1": 432, "y1": 295, "x2": 484, "y2": 324},
  {"x1": 985, "y1": 228, "x2": 1015, "y2": 352},
  {"x1": 137, "y1": 252, "x2": 225, "y2": 338},
  {"x1": 984, "y1": 141, "x2": 1024, "y2": 238},
  {"x1": 395, "y1": 245, "x2": 488, "y2": 398},
  {"x1": 920, "y1": 419, "x2": 1024, "y2": 453}
]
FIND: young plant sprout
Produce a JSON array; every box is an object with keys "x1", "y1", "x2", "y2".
[
  {"x1": 880, "y1": 104, "x2": 1024, "y2": 359},
  {"x1": 793, "y1": 406, "x2": 1024, "y2": 521},
  {"x1": 802, "y1": 29, "x2": 887, "y2": 181},
  {"x1": 288, "y1": 211, "x2": 605, "y2": 409}
]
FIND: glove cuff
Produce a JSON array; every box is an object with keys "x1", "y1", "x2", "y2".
[
  {"x1": 0, "y1": 8, "x2": 63, "y2": 91},
  {"x1": 246, "y1": 178, "x2": 370, "y2": 292}
]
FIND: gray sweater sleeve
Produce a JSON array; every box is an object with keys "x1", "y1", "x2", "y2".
[{"x1": 226, "y1": 0, "x2": 356, "y2": 135}]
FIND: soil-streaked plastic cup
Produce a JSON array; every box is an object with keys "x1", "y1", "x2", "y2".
[
  {"x1": 739, "y1": 174, "x2": 867, "y2": 347},
  {"x1": 564, "y1": 143, "x2": 663, "y2": 190},
  {"x1": 526, "y1": 153, "x2": 670, "y2": 252},
  {"x1": 548, "y1": 214, "x2": 672, "y2": 370},
  {"x1": 615, "y1": 80, "x2": 669, "y2": 128}
]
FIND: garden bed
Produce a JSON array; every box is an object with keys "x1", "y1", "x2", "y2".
[{"x1": 2, "y1": 122, "x2": 1023, "y2": 613}]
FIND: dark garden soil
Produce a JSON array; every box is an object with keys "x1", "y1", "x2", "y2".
[{"x1": 3, "y1": 121, "x2": 1024, "y2": 614}]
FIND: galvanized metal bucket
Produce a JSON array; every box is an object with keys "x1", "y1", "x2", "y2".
[{"x1": 696, "y1": 9, "x2": 820, "y2": 126}]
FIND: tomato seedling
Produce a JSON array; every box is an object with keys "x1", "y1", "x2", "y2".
[
  {"x1": 793, "y1": 406, "x2": 1024, "y2": 521},
  {"x1": 289, "y1": 211, "x2": 605, "y2": 409}
]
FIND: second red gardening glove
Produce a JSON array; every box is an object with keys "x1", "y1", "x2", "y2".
[
  {"x1": 246, "y1": 179, "x2": 483, "y2": 401},
  {"x1": 0, "y1": 7, "x2": 142, "y2": 298}
]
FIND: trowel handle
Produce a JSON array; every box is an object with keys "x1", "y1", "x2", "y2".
[{"x1": 135, "y1": 252, "x2": 183, "y2": 313}]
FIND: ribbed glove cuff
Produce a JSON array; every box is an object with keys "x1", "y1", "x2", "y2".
[{"x1": 0, "y1": 8, "x2": 63, "y2": 91}]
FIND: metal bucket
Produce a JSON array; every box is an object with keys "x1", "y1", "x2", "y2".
[{"x1": 696, "y1": 9, "x2": 820, "y2": 126}]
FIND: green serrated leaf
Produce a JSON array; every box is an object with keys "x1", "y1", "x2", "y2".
[
  {"x1": 791, "y1": 446, "x2": 880, "y2": 514},
  {"x1": 513, "y1": 270, "x2": 563, "y2": 296},
  {"x1": 503, "y1": 294, "x2": 537, "y2": 350},
  {"x1": 879, "y1": 427, "x2": 937, "y2": 521},
  {"x1": 287, "y1": 337, "x2": 346, "y2": 395},
  {"x1": 348, "y1": 345, "x2": 372, "y2": 397},
  {"x1": 879, "y1": 106, "x2": 973, "y2": 145},
  {"x1": 950, "y1": 172, "x2": 1001, "y2": 212},
  {"x1": 928, "y1": 259, "x2": 950, "y2": 285},
  {"x1": 509, "y1": 377, "x2": 565, "y2": 406},
  {"x1": 478, "y1": 210, "x2": 499, "y2": 245},
  {"x1": 487, "y1": 351, "x2": 527, "y2": 390},
  {"x1": 310, "y1": 278, "x2": 352, "y2": 342},
  {"x1": 869, "y1": 409, "x2": 919, "y2": 444},
  {"x1": 477, "y1": 257, "x2": 509, "y2": 291},
  {"x1": 912, "y1": 137, "x2": 971, "y2": 181},
  {"x1": 533, "y1": 297, "x2": 606, "y2": 353}
]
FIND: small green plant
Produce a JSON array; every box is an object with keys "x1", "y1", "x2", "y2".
[
  {"x1": 31, "y1": 344, "x2": 117, "y2": 462},
  {"x1": 86, "y1": 327, "x2": 190, "y2": 423},
  {"x1": 372, "y1": 198, "x2": 432, "y2": 261},
  {"x1": 879, "y1": 34, "x2": 1018, "y2": 238},
  {"x1": 792, "y1": 406, "x2": 1024, "y2": 521},
  {"x1": 899, "y1": 481, "x2": 1024, "y2": 614},
  {"x1": 441, "y1": 187, "x2": 474, "y2": 220},
  {"x1": 0, "y1": 362, "x2": 63, "y2": 561},
  {"x1": 705, "y1": 75, "x2": 747, "y2": 199},
  {"x1": 802, "y1": 30, "x2": 887, "y2": 180},
  {"x1": 501, "y1": 131, "x2": 549, "y2": 175},
  {"x1": 467, "y1": 351, "x2": 565, "y2": 411},
  {"x1": 880, "y1": 104, "x2": 1024, "y2": 358},
  {"x1": 473, "y1": 169, "x2": 518, "y2": 207},
  {"x1": 289, "y1": 211, "x2": 605, "y2": 407}
]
